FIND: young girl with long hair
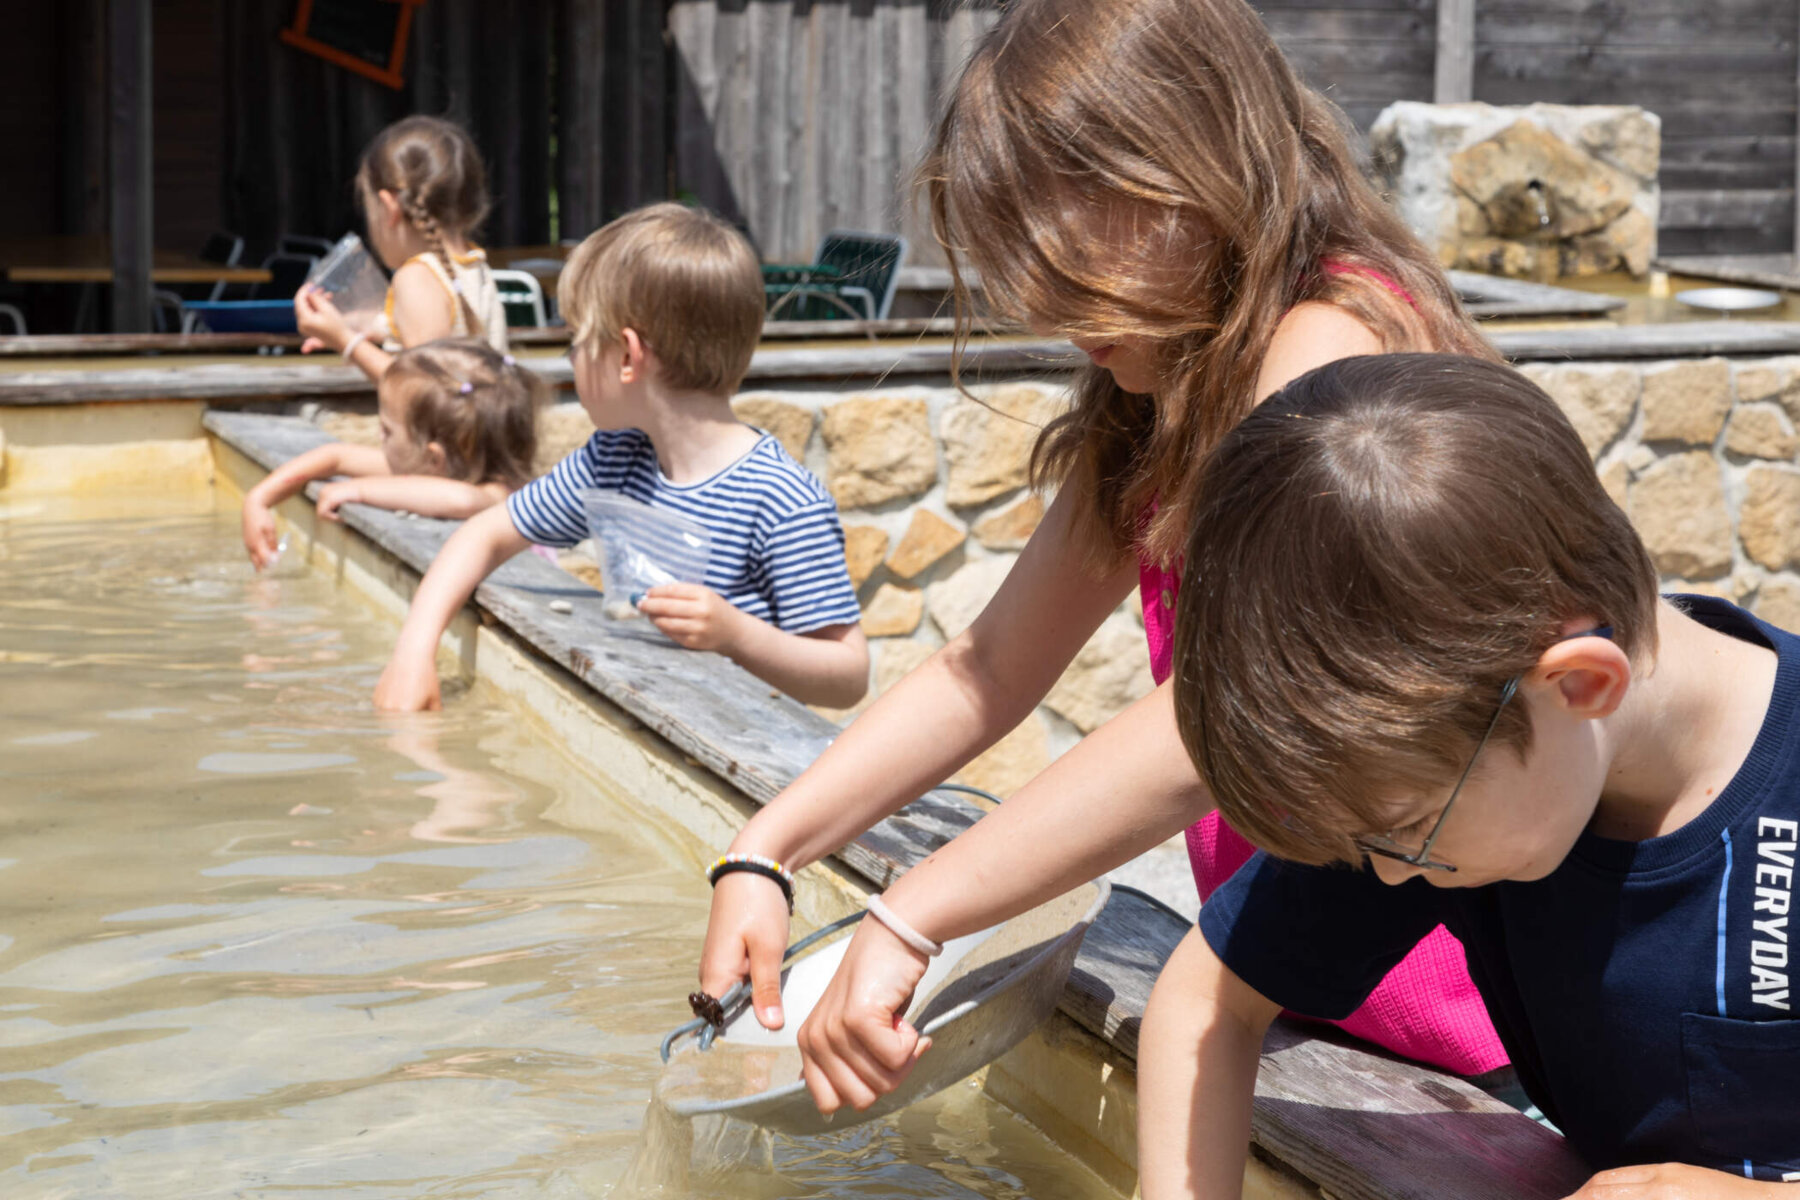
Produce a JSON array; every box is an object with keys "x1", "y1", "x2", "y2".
[
  {"x1": 241, "y1": 340, "x2": 542, "y2": 568},
  {"x1": 294, "y1": 116, "x2": 509, "y2": 384},
  {"x1": 696, "y1": 0, "x2": 1514, "y2": 1121}
]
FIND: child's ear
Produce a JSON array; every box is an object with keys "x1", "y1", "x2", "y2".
[
  {"x1": 423, "y1": 441, "x2": 449, "y2": 475},
  {"x1": 376, "y1": 189, "x2": 404, "y2": 228},
  {"x1": 618, "y1": 328, "x2": 649, "y2": 383},
  {"x1": 1533, "y1": 631, "x2": 1632, "y2": 720}
]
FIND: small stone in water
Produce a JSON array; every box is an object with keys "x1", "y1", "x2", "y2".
[{"x1": 548, "y1": 599, "x2": 574, "y2": 615}]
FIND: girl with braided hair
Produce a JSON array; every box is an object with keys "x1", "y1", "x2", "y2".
[
  {"x1": 296, "y1": 116, "x2": 509, "y2": 383},
  {"x1": 241, "y1": 339, "x2": 544, "y2": 569}
]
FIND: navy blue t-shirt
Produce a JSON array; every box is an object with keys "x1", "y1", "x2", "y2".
[{"x1": 1199, "y1": 596, "x2": 1800, "y2": 1179}]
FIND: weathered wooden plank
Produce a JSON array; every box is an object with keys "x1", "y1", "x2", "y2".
[
  {"x1": 1446, "y1": 269, "x2": 1628, "y2": 318},
  {"x1": 1435, "y1": 0, "x2": 1475, "y2": 103},
  {"x1": 1661, "y1": 225, "x2": 1795, "y2": 258},
  {"x1": 0, "y1": 332, "x2": 302, "y2": 357},
  {"x1": 208, "y1": 409, "x2": 1592, "y2": 1200},
  {"x1": 1661, "y1": 188, "x2": 1795, "y2": 229},
  {"x1": 1653, "y1": 253, "x2": 1800, "y2": 291},
  {"x1": 1490, "y1": 320, "x2": 1800, "y2": 361}
]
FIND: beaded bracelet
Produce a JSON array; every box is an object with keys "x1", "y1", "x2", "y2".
[{"x1": 705, "y1": 852, "x2": 795, "y2": 912}]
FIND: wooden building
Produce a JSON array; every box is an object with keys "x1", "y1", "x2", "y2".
[{"x1": 0, "y1": 1, "x2": 1795, "y2": 329}]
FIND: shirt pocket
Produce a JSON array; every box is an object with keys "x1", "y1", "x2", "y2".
[{"x1": 1682, "y1": 1012, "x2": 1800, "y2": 1170}]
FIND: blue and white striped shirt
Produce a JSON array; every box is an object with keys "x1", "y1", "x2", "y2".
[{"x1": 507, "y1": 429, "x2": 862, "y2": 634}]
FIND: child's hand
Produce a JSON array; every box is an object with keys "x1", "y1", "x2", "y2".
[
  {"x1": 315, "y1": 479, "x2": 362, "y2": 522},
  {"x1": 698, "y1": 869, "x2": 795, "y2": 1031},
  {"x1": 794, "y1": 915, "x2": 933, "y2": 1114},
  {"x1": 242, "y1": 497, "x2": 280, "y2": 569},
  {"x1": 1564, "y1": 1164, "x2": 1777, "y2": 1199},
  {"x1": 374, "y1": 650, "x2": 442, "y2": 712},
  {"x1": 295, "y1": 284, "x2": 352, "y2": 355},
  {"x1": 638, "y1": 584, "x2": 746, "y2": 653}
]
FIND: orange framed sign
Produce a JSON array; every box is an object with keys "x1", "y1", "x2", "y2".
[{"x1": 279, "y1": 0, "x2": 425, "y2": 91}]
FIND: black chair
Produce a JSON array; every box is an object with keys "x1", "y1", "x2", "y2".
[
  {"x1": 279, "y1": 234, "x2": 337, "y2": 258},
  {"x1": 253, "y1": 252, "x2": 320, "y2": 301}
]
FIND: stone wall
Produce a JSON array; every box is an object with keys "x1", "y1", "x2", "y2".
[{"x1": 327, "y1": 353, "x2": 1800, "y2": 798}]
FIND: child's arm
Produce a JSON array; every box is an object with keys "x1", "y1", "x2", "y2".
[
  {"x1": 1564, "y1": 1166, "x2": 1798, "y2": 1198},
  {"x1": 635, "y1": 584, "x2": 870, "y2": 708},
  {"x1": 316, "y1": 476, "x2": 509, "y2": 523},
  {"x1": 1138, "y1": 928, "x2": 1279, "y2": 1200},
  {"x1": 373, "y1": 503, "x2": 530, "y2": 711},
  {"x1": 697, "y1": 489, "x2": 1138, "y2": 1022},
  {"x1": 241, "y1": 442, "x2": 390, "y2": 568},
  {"x1": 790, "y1": 678, "x2": 1213, "y2": 1111}
]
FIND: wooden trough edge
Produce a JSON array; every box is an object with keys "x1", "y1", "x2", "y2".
[{"x1": 203, "y1": 409, "x2": 1590, "y2": 1200}]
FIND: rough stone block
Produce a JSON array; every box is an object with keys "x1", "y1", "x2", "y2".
[
  {"x1": 1740, "y1": 467, "x2": 1800, "y2": 572},
  {"x1": 1628, "y1": 451, "x2": 1731, "y2": 579},
  {"x1": 886, "y1": 509, "x2": 967, "y2": 580},
  {"x1": 533, "y1": 403, "x2": 598, "y2": 475},
  {"x1": 941, "y1": 385, "x2": 1065, "y2": 507},
  {"x1": 1531, "y1": 364, "x2": 1639, "y2": 458},
  {"x1": 733, "y1": 394, "x2": 816, "y2": 461},
  {"x1": 1755, "y1": 577, "x2": 1800, "y2": 631},
  {"x1": 861, "y1": 583, "x2": 925, "y2": 638},
  {"x1": 1725, "y1": 404, "x2": 1799, "y2": 462},
  {"x1": 954, "y1": 712, "x2": 1052, "y2": 800},
  {"x1": 843, "y1": 524, "x2": 890, "y2": 590},
  {"x1": 1044, "y1": 614, "x2": 1156, "y2": 735},
  {"x1": 972, "y1": 492, "x2": 1047, "y2": 551},
  {"x1": 821, "y1": 395, "x2": 937, "y2": 508},
  {"x1": 926, "y1": 556, "x2": 1015, "y2": 641},
  {"x1": 1640, "y1": 358, "x2": 1731, "y2": 445}
]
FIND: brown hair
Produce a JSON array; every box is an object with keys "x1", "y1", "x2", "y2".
[
  {"x1": 558, "y1": 202, "x2": 764, "y2": 395},
  {"x1": 382, "y1": 339, "x2": 545, "y2": 490},
  {"x1": 357, "y1": 115, "x2": 491, "y2": 337},
  {"x1": 1171, "y1": 354, "x2": 1659, "y2": 866},
  {"x1": 920, "y1": 0, "x2": 1501, "y2": 568}
]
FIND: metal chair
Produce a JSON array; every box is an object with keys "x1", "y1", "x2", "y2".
[
  {"x1": 763, "y1": 231, "x2": 908, "y2": 321},
  {"x1": 279, "y1": 234, "x2": 337, "y2": 259},
  {"x1": 0, "y1": 303, "x2": 24, "y2": 335},
  {"x1": 253, "y1": 252, "x2": 320, "y2": 301},
  {"x1": 492, "y1": 269, "x2": 548, "y2": 328}
]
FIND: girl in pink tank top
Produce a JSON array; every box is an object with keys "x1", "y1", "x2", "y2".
[{"x1": 699, "y1": 0, "x2": 1516, "y2": 1123}]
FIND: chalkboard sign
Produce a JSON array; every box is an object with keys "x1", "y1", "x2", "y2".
[{"x1": 280, "y1": 0, "x2": 424, "y2": 91}]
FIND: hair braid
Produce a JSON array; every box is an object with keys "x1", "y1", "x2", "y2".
[{"x1": 402, "y1": 191, "x2": 483, "y2": 337}]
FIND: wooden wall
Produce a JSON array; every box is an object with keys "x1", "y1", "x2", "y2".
[
  {"x1": 1473, "y1": 0, "x2": 1798, "y2": 255},
  {"x1": 666, "y1": 0, "x2": 1800, "y2": 262}
]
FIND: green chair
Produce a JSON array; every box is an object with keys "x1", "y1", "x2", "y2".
[{"x1": 763, "y1": 231, "x2": 908, "y2": 322}]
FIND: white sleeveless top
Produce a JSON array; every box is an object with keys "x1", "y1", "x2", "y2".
[{"x1": 380, "y1": 247, "x2": 509, "y2": 353}]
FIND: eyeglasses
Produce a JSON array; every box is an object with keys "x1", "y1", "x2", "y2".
[{"x1": 1352, "y1": 626, "x2": 1613, "y2": 874}]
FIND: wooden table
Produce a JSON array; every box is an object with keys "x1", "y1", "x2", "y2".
[{"x1": 0, "y1": 236, "x2": 270, "y2": 285}]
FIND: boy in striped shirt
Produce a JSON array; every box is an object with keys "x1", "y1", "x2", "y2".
[{"x1": 374, "y1": 204, "x2": 868, "y2": 711}]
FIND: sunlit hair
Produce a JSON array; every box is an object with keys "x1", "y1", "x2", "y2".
[
  {"x1": 1172, "y1": 354, "x2": 1659, "y2": 867},
  {"x1": 920, "y1": 0, "x2": 1501, "y2": 567},
  {"x1": 381, "y1": 339, "x2": 545, "y2": 490},
  {"x1": 357, "y1": 116, "x2": 492, "y2": 337},
  {"x1": 557, "y1": 202, "x2": 764, "y2": 395}
]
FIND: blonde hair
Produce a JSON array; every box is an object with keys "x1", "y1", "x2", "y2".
[
  {"x1": 921, "y1": 0, "x2": 1500, "y2": 568},
  {"x1": 382, "y1": 339, "x2": 545, "y2": 490},
  {"x1": 357, "y1": 116, "x2": 491, "y2": 337},
  {"x1": 557, "y1": 203, "x2": 765, "y2": 395},
  {"x1": 1174, "y1": 355, "x2": 1658, "y2": 866}
]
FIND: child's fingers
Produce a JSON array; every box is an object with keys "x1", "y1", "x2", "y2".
[
  {"x1": 799, "y1": 1056, "x2": 843, "y2": 1116},
  {"x1": 299, "y1": 337, "x2": 325, "y2": 354}
]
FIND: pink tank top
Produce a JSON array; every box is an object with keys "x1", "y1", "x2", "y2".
[{"x1": 1141, "y1": 260, "x2": 1508, "y2": 1075}]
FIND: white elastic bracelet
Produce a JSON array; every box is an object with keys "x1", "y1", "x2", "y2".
[
  {"x1": 866, "y1": 893, "x2": 942, "y2": 957},
  {"x1": 341, "y1": 331, "x2": 369, "y2": 361}
]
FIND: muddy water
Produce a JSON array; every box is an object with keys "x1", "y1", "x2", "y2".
[{"x1": 0, "y1": 501, "x2": 1115, "y2": 1199}]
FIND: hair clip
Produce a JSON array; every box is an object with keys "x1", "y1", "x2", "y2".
[
  {"x1": 459, "y1": 381, "x2": 473, "y2": 395},
  {"x1": 502, "y1": 354, "x2": 516, "y2": 367}
]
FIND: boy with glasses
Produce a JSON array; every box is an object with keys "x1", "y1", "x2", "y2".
[{"x1": 1138, "y1": 353, "x2": 1799, "y2": 1197}]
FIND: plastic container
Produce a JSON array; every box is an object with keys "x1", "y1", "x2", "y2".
[
  {"x1": 305, "y1": 234, "x2": 391, "y2": 329},
  {"x1": 580, "y1": 491, "x2": 712, "y2": 621}
]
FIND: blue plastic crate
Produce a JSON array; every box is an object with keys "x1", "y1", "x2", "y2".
[{"x1": 183, "y1": 300, "x2": 299, "y2": 334}]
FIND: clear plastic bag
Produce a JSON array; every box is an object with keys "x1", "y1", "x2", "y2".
[
  {"x1": 580, "y1": 491, "x2": 713, "y2": 622},
  {"x1": 306, "y1": 234, "x2": 390, "y2": 333}
]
